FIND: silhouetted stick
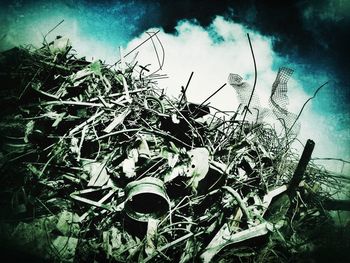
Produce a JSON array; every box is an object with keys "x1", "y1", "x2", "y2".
[
  {"x1": 288, "y1": 139, "x2": 315, "y2": 194},
  {"x1": 179, "y1": 71, "x2": 194, "y2": 106},
  {"x1": 194, "y1": 83, "x2": 226, "y2": 114}
]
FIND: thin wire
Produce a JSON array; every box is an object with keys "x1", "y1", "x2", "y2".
[
  {"x1": 312, "y1": 157, "x2": 350, "y2": 164},
  {"x1": 111, "y1": 30, "x2": 160, "y2": 67},
  {"x1": 239, "y1": 33, "x2": 257, "y2": 138},
  {"x1": 42, "y1": 19, "x2": 65, "y2": 45},
  {"x1": 147, "y1": 31, "x2": 162, "y2": 70},
  {"x1": 286, "y1": 81, "x2": 328, "y2": 136}
]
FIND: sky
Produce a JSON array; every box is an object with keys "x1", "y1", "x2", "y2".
[{"x1": 0, "y1": 0, "x2": 349, "y2": 173}]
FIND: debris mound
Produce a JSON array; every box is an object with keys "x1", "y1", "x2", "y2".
[{"x1": 0, "y1": 34, "x2": 349, "y2": 263}]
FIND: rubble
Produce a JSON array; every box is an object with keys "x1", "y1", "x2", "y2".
[{"x1": 0, "y1": 30, "x2": 349, "y2": 263}]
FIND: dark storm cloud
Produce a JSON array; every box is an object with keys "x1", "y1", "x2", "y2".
[
  {"x1": 135, "y1": 0, "x2": 349, "y2": 59},
  {"x1": 2, "y1": 0, "x2": 348, "y2": 85}
]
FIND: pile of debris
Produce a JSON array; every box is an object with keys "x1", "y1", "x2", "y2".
[{"x1": 0, "y1": 34, "x2": 349, "y2": 263}]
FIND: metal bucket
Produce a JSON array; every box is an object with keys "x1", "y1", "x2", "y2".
[{"x1": 124, "y1": 177, "x2": 170, "y2": 222}]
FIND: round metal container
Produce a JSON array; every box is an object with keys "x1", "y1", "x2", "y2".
[{"x1": 124, "y1": 177, "x2": 170, "y2": 222}]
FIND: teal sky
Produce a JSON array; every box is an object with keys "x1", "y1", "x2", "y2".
[{"x1": 0, "y1": 0, "x2": 349, "y2": 173}]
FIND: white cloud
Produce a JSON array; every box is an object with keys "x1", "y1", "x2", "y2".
[
  {"x1": 124, "y1": 16, "x2": 349, "y2": 173},
  {"x1": 126, "y1": 17, "x2": 276, "y2": 109}
]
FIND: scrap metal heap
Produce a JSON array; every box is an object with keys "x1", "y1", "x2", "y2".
[{"x1": 0, "y1": 35, "x2": 349, "y2": 262}]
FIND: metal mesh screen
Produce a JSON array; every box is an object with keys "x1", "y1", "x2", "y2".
[
  {"x1": 229, "y1": 67, "x2": 300, "y2": 136},
  {"x1": 269, "y1": 67, "x2": 300, "y2": 135}
]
